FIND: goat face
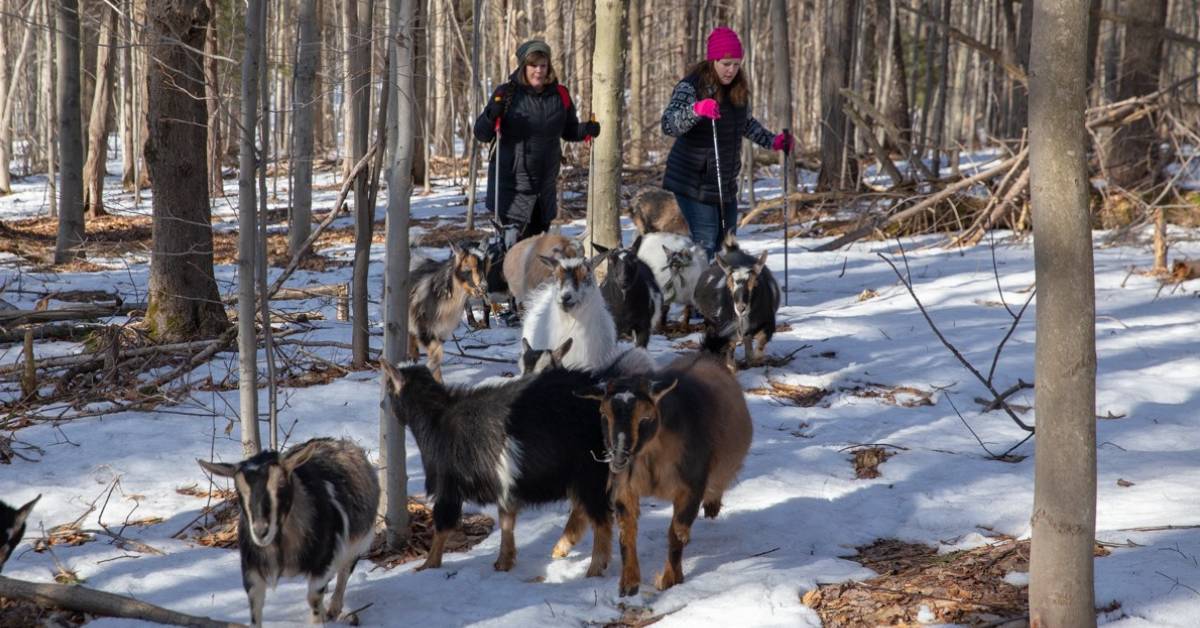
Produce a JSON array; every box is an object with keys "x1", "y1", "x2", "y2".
[
  {"x1": 607, "y1": 250, "x2": 642, "y2": 289},
  {"x1": 539, "y1": 255, "x2": 593, "y2": 312},
  {"x1": 0, "y1": 495, "x2": 40, "y2": 572},
  {"x1": 482, "y1": 237, "x2": 509, "y2": 298},
  {"x1": 197, "y1": 443, "x2": 319, "y2": 548},
  {"x1": 718, "y1": 251, "x2": 769, "y2": 325},
  {"x1": 666, "y1": 246, "x2": 696, "y2": 278},
  {"x1": 519, "y1": 337, "x2": 573, "y2": 375},
  {"x1": 453, "y1": 242, "x2": 488, "y2": 299},
  {"x1": 583, "y1": 378, "x2": 678, "y2": 474}
]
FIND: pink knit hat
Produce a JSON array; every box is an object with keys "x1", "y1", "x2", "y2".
[{"x1": 706, "y1": 27, "x2": 744, "y2": 61}]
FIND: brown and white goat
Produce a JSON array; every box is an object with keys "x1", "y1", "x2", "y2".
[
  {"x1": 581, "y1": 353, "x2": 753, "y2": 596},
  {"x1": 629, "y1": 188, "x2": 690, "y2": 236},
  {"x1": 502, "y1": 233, "x2": 582, "y2": 306},
  {"x1": 408, "y1": 241, "x2": 488, "y2": 381}
]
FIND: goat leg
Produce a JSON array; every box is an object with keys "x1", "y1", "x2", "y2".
[
  {"x1": 305, "y1": 576, "x2": 330, "y2": 624},
  {"x1": 742, "y1": 333, "x2": 756, "y2": 367},
  {"x1": 407, "y1": 334, "x2": 420, "y2": 362},
  {"x1": 755, "y1": 331, "x2": 769, "y2": 363},
  {"x1": 243, "y1": 571, "x2": 267, "y2": 628},
  {"x1": 552, "y1": 502, "x2": 589, "y2": 559},
  {"x1": 615, "y1": 490, "x2": 642, "y2": 597},
  {"x1": 416, "y1": 529, "x2": 450, "y2": 571},
  {"x1": 427, "y1": 340, "x2": 444, "y2": 383},
  {"x1": 587, "y1": 515, "x2": 613, "y2": 577},
  {"x1": 656, "y1": 491, "x2": 701, "y2": 591},
  {"x1": 325, "y1": 558, "x2": 356, "y2": 620},
  {"x1": 493, "y1": 506, "x2": 518, "y2": 571}
]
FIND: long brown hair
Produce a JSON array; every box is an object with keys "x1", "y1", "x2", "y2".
[
  {"x1": 688, "y1": 60, "x2": 749, "y2": 108},
  {"x1": 516, "y1": 51, "x2": 559, "y2": 87}
]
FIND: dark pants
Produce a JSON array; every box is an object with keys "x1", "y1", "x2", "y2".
[{"x1": 674, "y1": 193, "x2": 738, "y2": 259}]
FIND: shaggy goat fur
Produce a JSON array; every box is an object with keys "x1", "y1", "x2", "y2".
[
  {"x1": 693, "y1": 237, "x2": 780, "y2": 369},
  {"x1": 629, "y1": 188, "x2": 690, "y2": 236},
  {"x1": 502, "y1": 233, "x2": 581, "y2": 305},
  {"x1": 408, "y1": 241, "x2": 488, "y2": 381},
  {"x1": 582, "y1": 353, "x2": 752, "y2": 596},
  {"x1": 635, "y1": 232, "x2": 706, "y2": 326},
  {"x1": 521, "y1": 256, "x2": 618, "y2": 371},
  {"x1": 380, "y1": 361, "x2": 614, "y2": 576},
  {"x1": 197, "y1": 439, "x2": 379, "y2": 627},
  {"x1": 0, "y1": 495, "x2": 40, "y2": 572},
  {"x1": 465, "y1": 233, "x2": 509, "y2": 329},
  {"x1": 597, "y1": 241, "x2": 663, "y2": 348},
  {"x1": 520, "y1": 338, "x2": 657, "y2": 378}
]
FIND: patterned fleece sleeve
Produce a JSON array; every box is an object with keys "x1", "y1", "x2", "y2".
[
  {"x1": 661, "y1": 80, "x2": 701, "y2": 137},
  {"x1": 743, "y1": 116, "x2": 775, "y2": 149}
]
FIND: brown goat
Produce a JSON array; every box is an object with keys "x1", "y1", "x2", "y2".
[
  {"x1": 408, "y1": 242, "x2": 487, "y2": 382},
  {"x1": 629, "y1": 188, "x2": 690, "y2": 236},
  {"x1": 502, "y1": 233, "x2": 582, "y2": 305},
  {"x1": 581, "y1": 353, "x2": 753, "y2": 596}
]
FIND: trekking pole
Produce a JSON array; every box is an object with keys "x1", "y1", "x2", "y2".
[
  {"x1": 493, "y1": 116, "x2": 502, "y2": 237},
  {"x1": 782, "y1": 128, "x2": 791, "y2": 306},
  {"x1": 711, "y1": 117, "x2": 725, "y2": 242},
  {"x1": 586, "y1": 112, "x2": 597, "y2": 254}
]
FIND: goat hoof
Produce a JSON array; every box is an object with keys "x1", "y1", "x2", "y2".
[
  {"x1": 703, "y1": 501, "x2": 721, "y2": 519},
  {"x1": 655, "y1": 569, "x2": 683, "y2": 591},
  {"x1": 551, "y1": 541, "x2": 572, "y2": 559},
  {"x1": 619, "y1": 582, "x2": 640, "y2": 597},
  {"x1": 585, "y1": 561, "x2": 608, "y2": 577},
  {"x1": 493, "y1": 556, "x2": 515, "y2": 572},
  {"x1": 414, "y1": 558, "x2": 440, "y2": 572}
]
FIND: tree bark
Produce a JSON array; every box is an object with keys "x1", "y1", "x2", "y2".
[
  {"x1": 929, "y1": 0, "x2": 952, "y2": 178},
  {"x1": 381, "y1": 0, "x2": 414, "y2": 551},
  {"x1": 413, "y1": 0, "x2": 428, "y2": 188},
  {"x1": 42, "y1": 0, "x2": 57, "y2": 217},
  {"x1": 82, "y1": 3, "x2": 117, "y2": 218},
  {"x1": 1106, "y1": 0, "x2": 1168, "y2": 188},
  {"x1": 627, "y1": 0, "x2": 644, "y2": 166},
  {"x1": 292, "y1": 0, "x2": 320, "y2": 256},
  {"x1": 120, "y1": 0, "x2": 136, "y2": 191},
  {"x1": 55, "y1": 0, "x2": 85, "y2": 263},
  {"x1": 144, "y1": 0, "x2": 229, "y2": 345},
  {"x1": 874, "y1": 0, "x2": 912, "y2": 151},
  {"x1": 817, "y1": 0, "x2": 859, "y2": 190},
  {"x1": 1028, "y1": 0, "x2": 1098, "y2": 625},
  {"x1": 573, "y1": 0, "x2": 594, "y2": 110},
  {"x1": 465, "y1": 0, "x2": 482, "y2": 229},
  {"x1": 238, "y1": 0, "x2": 265, "y2": 457},
  {"x1": 589, "y1": 0, "x2": 625, "y2": 251},
  {"x1": 0, "y1": 576, "x2": 239, "y2": 628},
  {"x1": 204, "y1": 0, "x2": 222, "y2": 197},
  {"x1": 0, "y1": 0, "x2": 39, "y2": 194},
  {"x1": 349, "y1": 0, "x2": 373, "y2": 368}
]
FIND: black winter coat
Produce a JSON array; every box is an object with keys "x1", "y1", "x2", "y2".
[
  {"x1": 660, "y1": 74, "x2": 775, "y2": 206},
  {"x1": 473, "y1": 75, "x2": 589, "y2": 228}
]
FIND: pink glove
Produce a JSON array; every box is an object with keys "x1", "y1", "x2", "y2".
[
  {"x1": 693, "y1": 98, "x2": 721, "y2": 120},
  {"x1": 772, "y1": 131, "x2": 794, "y2": 153}
]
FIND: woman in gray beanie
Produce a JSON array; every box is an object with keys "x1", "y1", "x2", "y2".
[{"x1": 474, "y1": 40, "x2": 600, "y2": 246}]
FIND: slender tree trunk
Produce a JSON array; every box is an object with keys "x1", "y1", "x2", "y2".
[
  {"x1": 770, "y1": 0, "x2": 793, "y2": 183},
  {"x1": 0, "y1": 0, "x2": 8, "y2": 194},
  {"x1": 381, "y1": 0, "x2": 414, "y2": 551},
  {"x1": 342, "y1": 0, "x2": 355, "y2": 178},
  {"x1": 817, "y1": 0, "x2": 858, "y2": 190},
  {"x1": 545, "y1": 0, "x2": 562, "y2": 71},
  {"x1": 120, "y1": 0, "x2": 136, "y2": 191},
  {"x1": 412, "y1": 1, "x2": 428, "y2": 188},
  {"x1": 574, "y1": 0, "x2": 594, "y2": 110},
  {"x1": 589, "y1": 0, "x2": 624, "y2": 251},
  {"x1": 204, "y1": 0, "x2": 222, "y2": 197},
  {"x1": 465, "y1": 0, "x2": 482, "y2": 229},
  {"x1": 238, "y1": 0, "x2": 265, "y2": 457},
  {"x1": 0, "y1": 0, "x2": 39, "y2": 194},
  {"x1": 144, "y1": 0, "x2": 229, "y2": 344},
  {"x1": 1028, "y1": 0, "x2": 1097, "y2": 625},
  {"x1": 292, "y1": 0, "x2": 320, "y2": 256},
  {"x1": 349, "y1": 0, "x2": 373, "y2": 368},
  {"x1": 1106, "y1": 0, "x2": 1168, "y2": 188},
  {"x1": 43, "y1": 0, "x2": 57, "y2": 217},
  {"x1": 628, "y1": 0, "x2": 644, "y2": 166},
  {"x1": 55, "y1": 0, "x2": 85, "y2": 263},
  {"x1": 82, "y1": 4, "x2": 117, "y2": 218},
  {"x1": 929, "y1": 0, "x2": 952, "y2": 177}
]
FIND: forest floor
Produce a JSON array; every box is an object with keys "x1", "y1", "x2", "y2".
[{"x1": 3, "y1": 152, "x2": 1200, "y2": 626}]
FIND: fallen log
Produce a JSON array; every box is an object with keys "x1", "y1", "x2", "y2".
[
  {"x1": 0, "y1": 303, "x2": 148, "y2": 326},
  {"x1": 0, "y1": 575, "x2": 243, "y2": 627}
]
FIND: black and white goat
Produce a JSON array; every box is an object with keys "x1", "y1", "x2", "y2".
[
  {"x1": 635, "y1": 232, "x2": 706, "y2": 327},
  {"x1": 409, "y1": 240, "x2": 488, "y2": 382},
  {"x1": 197, "y1": 438, "x2": 379, "y2": 627},
  {"x1": 464, "y1": 232, "x2": 509, "y2": 329},
  {"x1": 519, "y1": 336, "x2": 657, "y2": 380},
  {"x1": 0, "y1": 495, "x2": 40, "y2": 572},
  {"x1": 693, "y1": 237, "x2": 781, "y2": 369},
  {"x1": 379, "y1": 360, "x2": 614, "y2": 576},
  {"x1": 521, "y1": 255, "x2": 617, "y2": 371},
  {"x1": 595, "y1": 241, "x2": 662, "y2": 348}
]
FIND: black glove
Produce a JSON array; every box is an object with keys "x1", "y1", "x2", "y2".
[
  {"x1": 485, "y1": 91, "x2": 507, "y2": 121},
  {"x1": 583, "y1": 120, "x2": 601, "y2": 139}
]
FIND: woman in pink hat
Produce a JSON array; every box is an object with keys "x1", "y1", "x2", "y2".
[{"x1": 661, "y1": 27, "x2": 792, "y2": 258}]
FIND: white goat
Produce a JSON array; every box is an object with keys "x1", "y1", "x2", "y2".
[
  {"x1": 521, "y1": 255, "x2": 617, "y2": 371},
  {"x1": 635, "y1": 232, "x2": 707, "y2": 326}
]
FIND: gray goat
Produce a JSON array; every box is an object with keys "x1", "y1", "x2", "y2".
[{"x1": 197, "y1": 438, "x2": 379, "y2": 627}]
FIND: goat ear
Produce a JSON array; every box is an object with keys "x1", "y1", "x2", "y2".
[
  {"x1": 378, "y1": 359, "x2": 407, "y2": 395},
  {"x1": 520, "y1": 337, "x2": 533, "y2": 354},
  {"x1": 537, "y1": 254, "x2": 558, "y2": 269},
  {"x1": 630, "y1": 235, "x2": 643, "y2": 255},
  {"x1": 198, "y1": 459, "x2": 237, "y2": 478},
  {"x1": 721, "y1": 232, "x2": 738, "y2": 252},
  {"x1": 591, "y1": 241, "x2": 611, "y2": 255},
  {"x1": 12, "y1": 494, "x2": 41, "y2": 530},
  {"x1": 754, "y1": 251, "x2": 768, "y2": 274},
  {"x1": 716, "y1": 255, "x2": 732, "y2": 275},
  {"x1": 648, "y1": 379, "x2": 679, "y2": 405},
  {"x1": 282, "y1": 441, "x2": 320, "y2": 475},
  {"x1": 552, "y1": 337, "x2": 573, "y2": 362}
]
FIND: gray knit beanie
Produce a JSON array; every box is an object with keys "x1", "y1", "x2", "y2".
[{"x1": 516, "y1": 39, "x2": 551, "y2": 63}]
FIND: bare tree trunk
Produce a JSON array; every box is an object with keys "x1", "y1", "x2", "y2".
[
  {"x1": 589, "y1": 0, "x2": 624, "y2": 251},
  {"x1": 465, "y1": 0, "x2": 482, "y2": 229},
  {"x1": 204, "y1": 0, "x2": 222, "y2": 197},
  {"x1": 574, "y1": 0, "x2": 594, "y2": 110},
  {"x1": 545, "y1": 0, "x2": 562, "y2": 70},
  {"x1": 42, "y1": 0, "x2": 57, "y2": 217},
  {"x1": 238, "y1": 0, "x2": 265, "y2": 457},
  {"x1": 0, "y1": 0, "x2": 39, "y2": 194},
  {"x1": 342, "y1": 0, "x2": 355, "y2": 178},
  {"x1": 818, "y1": 0, "x2": 858, "y2": 190},
  {"x1": 770, "y1": 0, "x2": 793, "y2": 184},
  {"x1": 380, "y1": 0, "x2": 414, "y2": 551},
  {"x1": 413, "y1": 1, "x2": 428, "y2": 188},
  {"x1": 1028, "y1": 0, "x2": 1097, "y2": 625},
  {"x1": 120, "y1": 0, "x2": 135, "y2": 191},
  {"x1": 929, "y1": 0, "x2": 952, "y2": 177},
  {"x1": 82, "y1": 4, "x2": 117, "y2": 218},
  {"x1": 145, "y1": 0, "x2": 229, "y2": 344},
  {"x1": 55, "y1": 0, "x2": 85, "y2": 263},
  {"x1": 0, "y1": 0, "x2": 8, "y2": 194},
  {"x1": 628, "y1": 0, "x2": 644, "y2": 166},
  {"x1": 292, "y1": 0, "x2": 320, "y2": 256},
  {"x1": 349, "y1": 0, "x2": 373, "y2": 368},
  {"x1": 1106, "y1": 0, "x2": 1168, "y2": 188}
]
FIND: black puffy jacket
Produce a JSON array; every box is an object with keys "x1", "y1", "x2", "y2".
[
  {"x1": 474, "y1": 74, "x2": 589, "y2": 227},
  {"x1": 661, "y1": 74, "x2": 775, "y2": 206}
]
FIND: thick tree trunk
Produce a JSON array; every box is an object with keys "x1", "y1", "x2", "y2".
[
  {"x1": 82, "y1": 4, "x2": 117, "y2": 218},
  {"x1": 237, "y1": 0, "x2": 265, "y2": 457},
  {"x1": 1106, "y1": 0, "x2": 1168, "y2": 188},
  {"x1": 55, "y1": 0, "x2": 85, "y2": 263},
  {"x1": 1028, "y1": 0, "x2": 1098, "y2": 625},
  {"x1": 817, "y1": 0, "x2": 858, "y2": 190},
  {"x1": 381, "y1": 0, "x2": 414, "y2": 551},
  {"x1": 349, "y1": 0, "x2": 373, "y2": 368},
  {"x1": 292, "y1": 0, "x2": 320, "y2": 256},
  {"x1": 144, "y1": 0, "x2": 228, "y2": 344},
  {"x1": 544, "y1": 0, "x2": 562, "y2": 73},
  {"x1": 589, "y1": 0, "x2": 624, "y2": 251}
]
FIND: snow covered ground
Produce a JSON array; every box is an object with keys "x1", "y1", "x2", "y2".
[{"x1": 4, "y1": 158, "x2": 1200, "y2": 626}]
